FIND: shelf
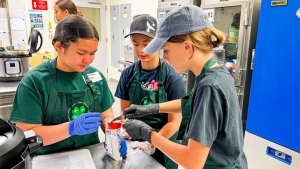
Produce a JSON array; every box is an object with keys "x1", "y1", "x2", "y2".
[{"x1": 118, "y1": 60, "x2": 133, "y2": 67}]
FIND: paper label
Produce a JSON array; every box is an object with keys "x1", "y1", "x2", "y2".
[{"x1": 87, "y1": 72, "x2": 102, "y2": 83}]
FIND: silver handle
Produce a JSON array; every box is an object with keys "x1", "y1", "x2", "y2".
[
  {"x1": 0, "y1": 104, "x2": 13, "y2": 108},
  {"x1": 237, "y1": 93, "x2": 244, "y2": 107},
  {"x1": 244, "y1": 1, "x2": 250, "y2": 26},
  {"x1": 238, "y1": 69, "x2": 246, "y2": 87},
  {"x1": 251, "y1": 49, "x2": 255, "y2": 70}
]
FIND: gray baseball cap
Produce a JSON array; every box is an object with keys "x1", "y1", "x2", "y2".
[
  {"x1": 143, "y1": 5, "x2": 214, "y2": 54},
  {"x1": 124, "y1": 15, "x2": 157, "y2": 39}
]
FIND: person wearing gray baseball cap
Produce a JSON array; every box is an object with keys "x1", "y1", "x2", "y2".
[
  {"x1": 122, "y1": 5, "x2": 248, "y2": 169},
  {"x1": 115, "y1": 15, "x2": 186, "y2": 169}
]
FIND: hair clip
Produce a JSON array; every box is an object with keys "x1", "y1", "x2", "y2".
[
  {"x1": 211, "y1": 35, "x2": 218, "y2": 48},
  {"x1": 212, "y1": 41, "x2": 218, "y2": 48}
]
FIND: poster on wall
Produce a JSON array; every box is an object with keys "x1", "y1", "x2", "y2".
[
  {"x1": 32, "y1": 0, "x2": 48, "y2": 10},
  {"x1": 29, "y1": 10, "x2": 44, "y2": 29},
  {"x1": 29, "y1": 10, "x2": 45, "y2": 45}
]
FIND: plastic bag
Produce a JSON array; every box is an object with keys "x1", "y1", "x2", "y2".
[
  {"x1": 121, "y1": 129, "x2": 131, "y2": 139},
  {"x1": 131, "y1": 141, "x2": 156, "y2": 155}
]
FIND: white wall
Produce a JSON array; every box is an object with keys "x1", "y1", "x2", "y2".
[
  {"x1": 23, "y1": 0, "x2": 108, "y2": 76},
  {"x1": 23, "y1": 0, "x2": 159, "y2": 81},
  {"x1": 106, "y1": 0, "x2": 158, "y2": 81}
]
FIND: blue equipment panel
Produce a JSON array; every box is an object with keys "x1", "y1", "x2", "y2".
[
  {"x1": 246, "y1": 0, "x2": 300, "y2": 153},
  {"x1": 266, "y1": 146, "x2": 292, "y2": 165}
]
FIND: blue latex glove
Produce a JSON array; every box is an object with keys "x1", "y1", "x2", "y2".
[
  {"x1": 119, "y1": 135, "x2": 127, "y2": 157},
  {"x1": 68, "y1": 113, "x2": 101, "y2": 136},
  {"x1": 103, "y1": 135, "x2": 127, "y2": 157}
]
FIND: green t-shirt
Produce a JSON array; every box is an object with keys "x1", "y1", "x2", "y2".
[
  {"x1": 9, "y1": 62, "x2": 115, "y2": 124},
  {"x1": 187, "y1": 66, "x2": 247, "y2": 169},
  {"x1": 10, "y1": 60, "x2": 114, "y2": 131}
]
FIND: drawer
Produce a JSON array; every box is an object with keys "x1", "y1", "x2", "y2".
[
  {"x1": 0, "y1": 92, "x2": 15, "y2": 106},
  {"x1": 0, "y1": 105, "x2": 12, "y2": 119}
]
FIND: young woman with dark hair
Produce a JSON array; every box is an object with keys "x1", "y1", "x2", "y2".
[{"x1": 10, "y1": 15, "x2": 127, "y2": 157}]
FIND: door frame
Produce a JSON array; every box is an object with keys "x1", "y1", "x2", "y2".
[{"x1": 74, "y1": 0, "x2": 108, "y2": 79}]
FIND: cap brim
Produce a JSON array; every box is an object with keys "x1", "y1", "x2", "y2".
[
  {"x1": 143, "y1": 36, "x2": 170, "y2": 54},
  {"x1": 124, "y1": 31, "x2": 155, "y2": 39}
]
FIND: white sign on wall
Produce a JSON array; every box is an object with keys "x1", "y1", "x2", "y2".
[
  {"x1": 158, "y1": 11, "x2": 166, "y2": 21},
  {"x1": 8, "y1": 0, "x2": 27, "y2": 49},
  {"x1": 203, "y1": 8, "x2": 215, "y2": 22}
]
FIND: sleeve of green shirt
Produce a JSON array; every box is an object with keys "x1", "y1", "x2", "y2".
[
  {"x1": 9, "y1": 79, "x2": 44, "y2": 124},
  {"x1": 186, "y1": 85, "x2": 223, "y2": 148},
  {"x1": 98, "y1": 71, "x2": 115, "y2": 112}
]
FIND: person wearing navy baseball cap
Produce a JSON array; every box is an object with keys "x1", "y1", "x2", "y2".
[
  {"x1": 122, "y1": 5, "x2": 248, "y2": 169},
  {"x1": 115, "y1": 15, "x2": 186, "y2": 169}
]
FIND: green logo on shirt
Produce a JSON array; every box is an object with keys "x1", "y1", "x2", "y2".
[
  {"x1": 68, "y1": 102, "x2": 89, "y2": 121},
  {"x1": 141, "y1": 97, "x2": 153, "y2": 105},
  {"x1": 71, "y1": 106, "x2": 86, "y2": 119}
]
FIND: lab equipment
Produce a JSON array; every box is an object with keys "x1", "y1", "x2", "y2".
[
  {"x1": 0, "y1": 1, "x2": 43, "y2": 82},
  {"x1": 0, "y1": 115, "x2": 43, "y2": 169},
  {"x1": 105, "y1": 120, "x2": 123, "y2": 160},
  {"x1": 244, "y1": 0, "x2": 300, "y2": 168}
]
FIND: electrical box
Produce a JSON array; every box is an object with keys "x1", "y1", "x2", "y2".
[
  {"x1": 110, "y1": 5, "x2": 120, "y2": 68},
  {"x1": 120, "y1": 4, "x2": 131, "y2": 61}
]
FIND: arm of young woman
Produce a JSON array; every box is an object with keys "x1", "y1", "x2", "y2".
[
  {"x1": 15, "y1": 108, "x2": 113, "y2": 146},
  {"x1": 158, "y1": 113, "x2": 181, "y2": 139},
  {"x1": 151, "y1": 132, "x2": 210, "y2": 169},
  {"x1": 120, "y1": 99, "x2": 131, "y2": 115},
  {"x1": 16, "y1": 122, "x2": 70, "y2": 146},
  {"x1": 158, "y1": 99, "x2": 182, "y2": 114}
]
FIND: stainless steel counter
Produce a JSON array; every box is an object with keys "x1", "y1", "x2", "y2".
[
  {"x1": 0, "y1": 82, "x2": 19, "y2": 119},
  {"x1": 86, "y1": 141, "x2": 165, "y2": 169},
  {"x1": 0, "y1": 82, "x2": 19, "y2": 93}
]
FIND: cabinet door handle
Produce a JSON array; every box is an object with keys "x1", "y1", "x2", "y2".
[{"x1": 0, "y1": 105, "x2": 13, "y2": 108}]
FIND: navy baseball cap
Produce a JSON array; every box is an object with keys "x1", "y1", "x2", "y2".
[
  {"x1": 144, "y1": 5, "x2": 214, "y2": 54},
  {"x1": 124, "y1": 15, "x2": 157, "y2": 39}
]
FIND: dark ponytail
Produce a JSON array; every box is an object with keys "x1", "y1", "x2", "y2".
[{"x1": 55, "y1": 0, "x2": 77, "y2": 14}]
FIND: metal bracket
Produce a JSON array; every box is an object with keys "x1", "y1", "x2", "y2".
[
  {"x1": 244, "y1": 1, "x2": 251, "y2": 26},
  {"x1": 251, "y1": 49, "x2": 255, "y2": 70},
  {"x1": 238, "y1": 69, "x2": 246, "y2": 87},
  {"x1": 237, "y1": 93, "x2": 244, "y2": 107}
]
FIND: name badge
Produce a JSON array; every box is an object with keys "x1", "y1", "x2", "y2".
[{"x1": 87, "y1": 72, "x2": 102, "y2": 83}]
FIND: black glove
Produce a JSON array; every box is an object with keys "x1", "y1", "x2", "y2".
[
  {"x1": 123, "y1": 104, "x2": 159, "y2": 118},
  {"x1": 122, "y1": 119, "x2": 154, "y2": 143}
]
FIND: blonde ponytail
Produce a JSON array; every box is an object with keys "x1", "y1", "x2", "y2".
[{"x1": 168, "y1": 28, "x2": 224, "y2": 54}]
